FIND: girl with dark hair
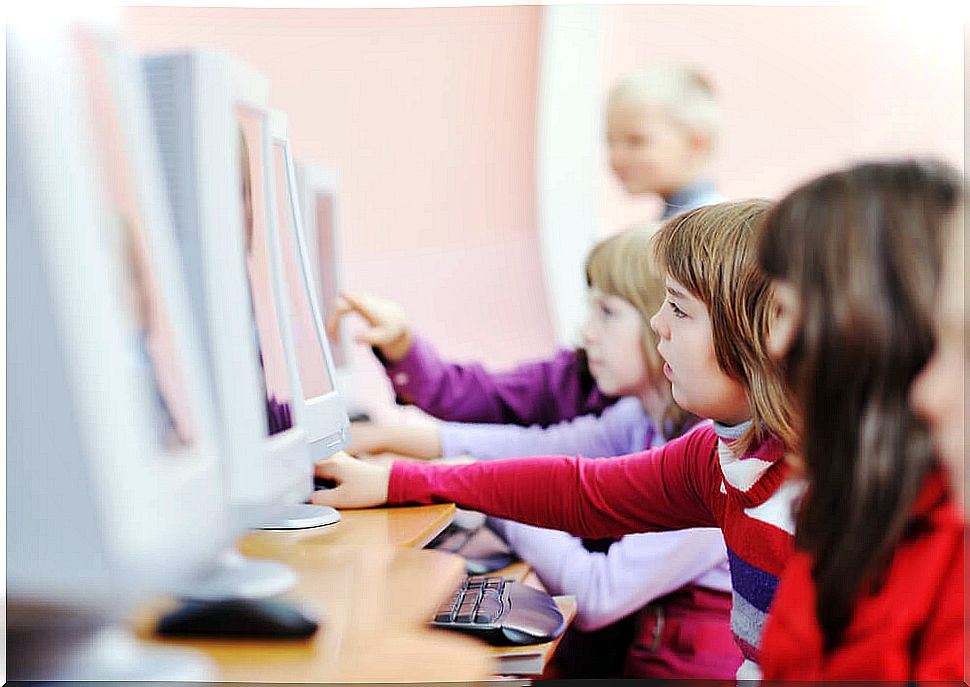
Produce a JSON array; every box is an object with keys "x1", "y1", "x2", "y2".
[{"x1": 756, "y1": 159, "x2": 964, "y2": 678}]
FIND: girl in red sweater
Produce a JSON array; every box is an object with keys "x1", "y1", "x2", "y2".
[
  {"x1": 313, "y1": 199, "x2": 802, "y2": 678},
  {"x1": 756, "y1": 159, "x2": 964, "y2": 679}
]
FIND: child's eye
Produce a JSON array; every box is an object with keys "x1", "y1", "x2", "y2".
[
  {"x1": 668, "y1": 301, "x2": 687, "y2": 319},
  {"x1": 599, "y1": 303, "x2": 614, "y2": 318}
]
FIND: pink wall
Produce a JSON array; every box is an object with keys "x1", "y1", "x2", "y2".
[
  {"x1": 122, "y1": 6, "x2": 552, "y2": 420},
  {"x1": 121, "y1": 5, "x2": 963, "y2": 421},
  {"x1": 599, "y1": 5, "x2": 965, "y2": 233}
]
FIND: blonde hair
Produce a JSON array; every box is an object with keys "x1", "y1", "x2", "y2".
[
  {"x1": 585, "y1": 225, "x2": 695, "y2": 439},
  {"x1": 608, "y1": 63, "x2": 720, "y2": 143},
  {"x1": 652, "y1": 200, "x2": 797, "y2": 453}
]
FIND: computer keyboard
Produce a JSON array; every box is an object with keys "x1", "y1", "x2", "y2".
[{"x1": 431, "y1": 575, "x2": 566, "y2": 645}]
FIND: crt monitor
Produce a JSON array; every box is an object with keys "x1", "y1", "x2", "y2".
[
  {"x1": 8, "y1": 16, "x2": 229, "y2": 681},
  {"x1": 270, "y1": 110, "x2": 350, "y2": 460},
  {"x1": 141, "y1": 50, "x2": 339, "y2": 533},
  {"x1": 293, "y1": 160, "x2": 358, "y2": 411}
]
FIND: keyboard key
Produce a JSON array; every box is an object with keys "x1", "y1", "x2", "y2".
[
  {"x1": 455, "y1": 598, "x2": 478, "y2": 623},
  {"x1": 474, "y1": 594, "x2": 503, "y2": 624}
]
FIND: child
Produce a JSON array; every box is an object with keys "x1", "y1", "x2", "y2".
[
  {"x1": 755, "y1": 160, "x2": 964, "y2": 679},
  {"x1": 348, "y1": 227, "x2": 739, "y2": 678},
  {"x1": 342, "y1": 226, "x2": 697, "y2": 459},
  {"x1": 330, "y1": 64, "x2": 724, "y2": 428},
  {"x1": 314, "y1": 199, "x2": 798, "y2": 679},
  {"x1": 911, "y1": 203, "x2": 966, "y2": 516},
  {"x1": 606, "y1": 63, "x2": 723, "y2": 218}
]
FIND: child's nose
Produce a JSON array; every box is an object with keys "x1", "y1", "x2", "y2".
[{"x1": 649, "y1": 310, "x2": 668, "y2": 339}]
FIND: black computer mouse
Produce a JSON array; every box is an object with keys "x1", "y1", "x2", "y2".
[
  {"x1": 313, "y1": 475, "x2": 337, "y2": 490},
  {"x1": 157, "y1": 598, "x2": 319, "y2": 639}
]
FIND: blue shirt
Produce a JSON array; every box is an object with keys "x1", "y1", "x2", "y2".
[{"x1": 662, "y1": 179, "x2": 724, "y2": 219}]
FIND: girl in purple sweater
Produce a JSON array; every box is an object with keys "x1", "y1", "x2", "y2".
[{"x1": 337, "y1": 227, "x2": 739, "y2": 678}]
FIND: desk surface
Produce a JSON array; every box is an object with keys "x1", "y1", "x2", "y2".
[
  {"x1": 240, "y1": 502, "x2": 455, "y2": 552},
  {"x1": 134, "y1": 544, "x2": 493, "y2": 682}
]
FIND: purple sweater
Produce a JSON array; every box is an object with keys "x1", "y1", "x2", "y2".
[{"x1": 378, "y1": 338, "x2": 616, "y2": 427}]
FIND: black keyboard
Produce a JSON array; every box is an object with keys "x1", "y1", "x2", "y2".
[{"x1": 431, "y1": 575, "x2": 566, "y2": 645}]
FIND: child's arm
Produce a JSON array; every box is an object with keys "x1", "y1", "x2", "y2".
[
  {"x1": 381, "y1": 339, "x2": 615, "y2": 427},
  {"x1": 438, "y1": 397, "x2": 646, "y2": 461},
  {"x1": 346, "y1": 421, "x2": 442, "y2": 460},
  {"x1": 329, "y1": 291, "x2": 615, "y2": 426},
  {"x1": 312, "y1": 426, "x2": 721, "y2": 538},
  {"x1": 488, "y1": 520, "x2": 729, "y2": 632}
]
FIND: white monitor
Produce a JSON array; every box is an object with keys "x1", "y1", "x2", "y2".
[
  {"x1": 7, "y1": 17, "x2": 229, "y2": 681},
  {"x1": 141, "y1": 50, "x2": 339, "y2": 534},
  {"x1": 270, "y1": 111, "x2": 351, "y2": 460},
  {"x1": 293, "y1": 160, "x2": 358, "y2": 411}
]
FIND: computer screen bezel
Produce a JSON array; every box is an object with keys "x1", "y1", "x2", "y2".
[
  {"x1": 293, "y1": 160, "x2": 356, "y2": 409},
  {"x1": 269, "y1": 111, "x2": 350, "y2": 460},
  {"x1": 7, "y1": 18, "x2": 232, "y2": 614}
]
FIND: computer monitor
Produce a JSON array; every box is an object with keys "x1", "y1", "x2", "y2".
[
  {"x1": 270, "y1": 111, "x2": 351, "y2": 460},
  {"x1": 141, "y1": 50, "x2": 340, "y2": 536},
  {"x1": 293, "y1": 160, "x2": 359, "y2": 412},
  {"x1": 7, "y1": 17, "x2": 229, "y2": 681}
]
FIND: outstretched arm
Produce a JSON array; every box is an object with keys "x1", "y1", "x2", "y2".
[
  {"x1": 312, "y1": 425, "x2": 721, "y2": 538},
  {"x1": 438, "y1": 397, "x2": 647, "y2": 460},
  {"x1": 326, "y1": 289, "x2": 614, "y2": 426}
]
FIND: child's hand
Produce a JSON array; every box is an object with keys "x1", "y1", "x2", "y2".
[
  {"x1": 326, "y1": 291, "x2": 413, "y2": 363},
  {"x1": 348, "y1": 422, "x2": 442, "y2": 460},
  {"x1": 310, "y1": 450, "x2": 391, "y2": 509}
]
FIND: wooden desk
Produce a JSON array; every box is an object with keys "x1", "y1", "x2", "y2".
[
  {"x1": 133, "y1": 544, "x2": 494, "y2": 682},
  {"x1": 240, "y1": 502, "x2": 455, "y2": 551},
  {"x1": 490, "y1": 596, "x2": 577, "y2": 677}
]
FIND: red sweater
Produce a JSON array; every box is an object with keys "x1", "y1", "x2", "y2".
[
  {"x1": 389, "y1": 424, "x2": 796, "y2": 674},
  {"x1": 760, "y1": 468, "x2": 965, "y2": 679}
]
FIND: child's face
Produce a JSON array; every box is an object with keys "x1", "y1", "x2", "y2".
[
  {"x1": 650, "y1": 276, "x2": 750, "y2": 425},
  {"x1": 606, "y1": 101, "x2": 702, "y2": 197},
  {"x1": 911, "y1": 214, "x2": 965, "y2": 511},
  {"x1": 581, "y1": 288, "x2": 649, "y2": 398}
]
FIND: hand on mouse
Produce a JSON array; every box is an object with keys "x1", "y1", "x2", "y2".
[
  {"x1": 326, "y1": 291, "x2": 413, "y2": 364},
  {"x1": 310, "y1": 450, "x2": 391, "y2": 509}
]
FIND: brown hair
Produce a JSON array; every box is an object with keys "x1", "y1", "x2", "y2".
[
  {"x1": 757, "y1": 159, "x2": 962, "y2": 652},
  {"x1": 585, "y1": 226, "x2": 696, "y2": 439},
  {"x1": 652, "y1": 199, "x2": 796, "y2": 454}
]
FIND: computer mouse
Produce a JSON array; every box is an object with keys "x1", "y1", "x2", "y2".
[
  {"x1": 499, "y1": 583, "x2": 566, "y2": 645},
  {"x1": 313, "y1": 475, "x2": 337, "y2": 490},
  {"x1": 156, "y1": 598, "x2": 319, "y2": 639}
]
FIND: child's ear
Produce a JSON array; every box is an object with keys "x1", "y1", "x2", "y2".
[
  {"x1": 687, "y1": 129, "x2": 713, "y2": 159},
  {"x1": 767, "y1": 282, "x2": 801, "y2": 361}
]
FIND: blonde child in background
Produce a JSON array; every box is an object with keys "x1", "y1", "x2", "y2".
[
  {"x1": 330, "y1": 64, "x2": 725, "y2": 429},
  {"x1": 756, "y1": 159, "x2": 964, "y2": 678},
  {"x1": 607, "y1": 63, "x2": 723, "y2": 219},
  {"x1": 344, "y1": 227, "x2": 740, "y2": 678},
  {"x1": 315, "y1": 200, "x2": 799, "y2": 679}
]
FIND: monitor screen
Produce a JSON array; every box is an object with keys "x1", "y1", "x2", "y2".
[
  {"x1": 237, "y1": 106, "x2": 294, "y2": 436},
  {"x1": 313, "y1": 191, "x2": 346, "y2": 368},
  {"x1": 272, "y1": 142, "x2": 335, "y2": 401},
  {"x1": 74, "y1": 28, "x2": 197, "y2": 451}
]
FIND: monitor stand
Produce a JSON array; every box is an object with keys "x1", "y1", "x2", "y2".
[
  {"x1": 249, "y1": 503, "x2": 342, "y2": 530},
  {"x1": 9, "y1": 622, "x2": 214, "y2": 681},
  {"x1": 178, "y1": 548, "x2": 298, "y2": 602}
]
